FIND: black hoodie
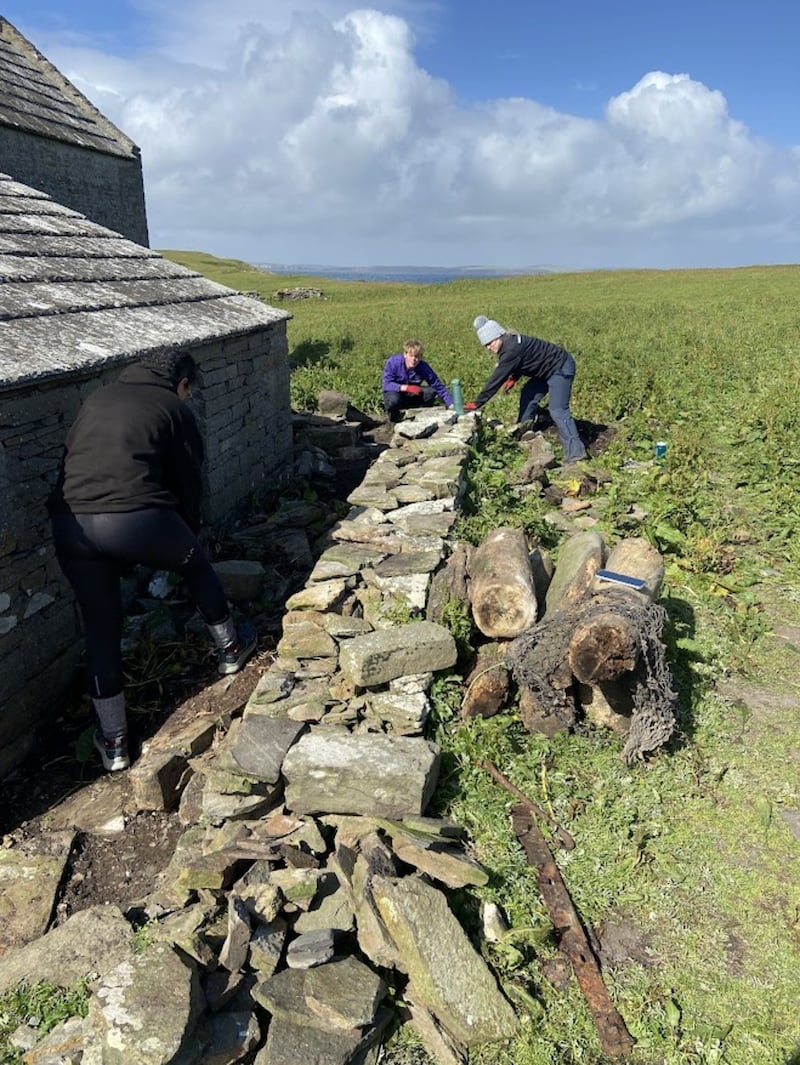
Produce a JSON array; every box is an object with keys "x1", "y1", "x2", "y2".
[{"x1": 49, "y1": 365, "x2": 204, "y2": 530}]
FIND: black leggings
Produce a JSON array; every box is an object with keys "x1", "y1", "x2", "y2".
[{"x1": 51, "y1": 508, "x2": 229, "y2": 699}]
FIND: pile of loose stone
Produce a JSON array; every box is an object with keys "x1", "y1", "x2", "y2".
[{"x1": 0, "y1": 408, "x2": 522, "y2": 1065}]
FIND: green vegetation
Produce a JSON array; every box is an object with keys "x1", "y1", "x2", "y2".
[
  {"x1": 0, "y1": 980, "x2": 90, "y2": 1064},
  {"x1": 162, "y1": 251, "x2": 800, "y2": 1065}
]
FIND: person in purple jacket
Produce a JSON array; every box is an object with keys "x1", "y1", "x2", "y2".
[
  {"x1": 382, "y1": 340, "x2": 453, "y2": 422},
  {"x1": 467, "y1": 316, "x2": 587, "y2": 464}
]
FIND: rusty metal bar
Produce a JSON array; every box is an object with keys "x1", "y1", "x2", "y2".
[{"x1": 510, "y1": 804, "x2": 635, "y2": 1058}]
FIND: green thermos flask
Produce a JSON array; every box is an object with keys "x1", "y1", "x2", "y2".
[{"x1": 451, "y1": 379, "x2": 464, "y2": 416}]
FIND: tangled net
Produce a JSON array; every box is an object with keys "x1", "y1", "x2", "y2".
[{"x1": 507, "y1": 592, "x2": 678, "y2": 764}]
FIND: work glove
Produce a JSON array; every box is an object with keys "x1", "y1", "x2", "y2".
[
  {"x1": 405, "y1": 384, "x2": 422, "y2": 396},
  {"x1": 464, "y1": 401, "x2": 478, "y2": 411},
  {"x1": 502, "y1": 377, "x2": 517, "y2": 392}
]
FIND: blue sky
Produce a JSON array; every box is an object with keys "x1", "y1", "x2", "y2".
[{"x1": 4, "y1": 0, "x2": 800, "y2": 269}]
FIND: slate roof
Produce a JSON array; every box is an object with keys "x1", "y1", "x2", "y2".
[
  {"x1": 0, "y1": 16, "x2": 138, "y2": 158},
  {"x1": 0, "y1": 173, "x2": 290, "y2": 389}
]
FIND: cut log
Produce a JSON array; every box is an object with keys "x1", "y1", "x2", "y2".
[
  {"x1": 569, "y1": 538, "x2": 666, "y2": 686},
  {"x1": 518, "y1": 683, "x2": 576, "y2": 737},
  {"x1": 576, "y1": 680, "x2": 634, "y2": 736},
  {"x1": 567, "y1": 598, "x2": 640, "y2": 684},
  {"x1": 592, "y1": 537, "x2": 664, "y2": 601},
  {"x1": 544, "y1": 531, "x2": 606, "y2": 616},
  {"x1": 460, "y1": 643, "x2": 510, "y2": 721},
  {"x1": 467, "y1": 527, "x2": 538, "y2": 638}
]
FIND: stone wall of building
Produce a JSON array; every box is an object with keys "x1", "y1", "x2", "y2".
[
  {"x1": 0, "y1": 127, "x2": 149, "y2": 246},
  {"x1": 0, "y1": 322, "x2": 292, "y2": 777}
]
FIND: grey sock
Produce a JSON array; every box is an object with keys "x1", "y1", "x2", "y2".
[
  {"x1": 207, "y1": 616, "x2": 237, "y2": 650},
  {"x1": 93, "y1": 693, "x2": 127, "y2": 739}
]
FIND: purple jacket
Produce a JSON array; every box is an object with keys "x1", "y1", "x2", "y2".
[{"x1": 382, "y1": 353, "x2": 453, "y2": 407}]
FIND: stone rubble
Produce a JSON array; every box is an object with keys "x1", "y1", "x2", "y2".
[
  {"x1": 0, "y1": 408, "x2": 637, "y2": 1064},
  {"x1": 0, "y1": 407, "x2": 522, "y2": 1065}
]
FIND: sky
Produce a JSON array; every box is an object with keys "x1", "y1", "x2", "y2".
[{"x1": 4, "y1": 0, "x2": 800, "y2": 270}]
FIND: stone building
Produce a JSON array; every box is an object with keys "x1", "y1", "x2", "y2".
[
  {"x1": 0, "y1": 16, "x2": 149, "y2": 244},
  {"x1": 0, "y1": 173, "x2": 292, "y2": 776}
]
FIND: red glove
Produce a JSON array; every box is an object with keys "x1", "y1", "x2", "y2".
[
  {"x1": 405, "y1": 384, "x2": 422, "y2": 396},
  {"x1": 502, "y1": 377, "x2": 517, "y2": 392},
  {"x1": 464, "y1": 401, "x2": 478, "y2": 411}
]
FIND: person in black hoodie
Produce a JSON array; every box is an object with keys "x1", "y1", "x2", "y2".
[
  {"x1": 467, "y1": 316, "x2": 587, "y2": 464},
  {"x1": 48, "y1": 350, "x2": 257, "y2": 772}
]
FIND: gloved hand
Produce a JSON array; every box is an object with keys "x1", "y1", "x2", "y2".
[
  {"x1": 464, "y1": 401, "x2": 478, "y2": 411},
  {"x1": 405, "y1": 384, "x2": 422, "y2": 396},
  {"x1": 502, "y1": 377, "x2": 517, "y2": 392}
]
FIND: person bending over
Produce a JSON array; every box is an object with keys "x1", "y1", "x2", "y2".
[
  {"x1": 467, "y1": 316, "x2": 587, "y2": 464},
  {"x1": 48, "y1": 350, "x2": 257, "y2": 772},
  {"x1": 382, "y1": 340, "x2": 453, "y2": 423}
]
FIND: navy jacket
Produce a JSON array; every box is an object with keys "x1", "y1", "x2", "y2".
[{"x1": 475, "y1": 333, "x2": 571, "y2": 407}]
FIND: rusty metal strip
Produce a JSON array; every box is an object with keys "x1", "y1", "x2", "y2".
[{"x1": 509, "y1": 804, "x2": 635, "y2": 1058}]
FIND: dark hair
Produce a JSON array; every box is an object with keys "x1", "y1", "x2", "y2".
[{"x1": 140, "y1": 350, "x2": 198, "y2": 388}]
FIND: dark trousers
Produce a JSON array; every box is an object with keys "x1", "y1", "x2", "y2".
[
  {"x1": 383, "y1": 388, "x2": 437, "y2": 422},
  {"x1": 517, "y1": 354, "x2": 586, "y2": 462},
  {"x1": 51, "y1": 507, "x2": 229, "y2": 698}
]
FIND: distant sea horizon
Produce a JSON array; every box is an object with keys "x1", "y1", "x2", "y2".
[{"x1": 253, "y1": 262, "x2": 553, "y2": 285}]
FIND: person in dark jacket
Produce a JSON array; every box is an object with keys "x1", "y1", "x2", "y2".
[
  {"x1": 48, "y1": 350, "x2": 257, "y2": 772},
  {"x1": 467, "y1": 316, "x2": 587, "y2": 463},
  {"x1": 382, "y1": 340, "x2": 453, "y2": 422}
]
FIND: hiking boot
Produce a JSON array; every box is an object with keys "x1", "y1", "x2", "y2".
[
  {"x1": 218, "y1": 622, "x2": 258, "y2": 675},
  {"x1": 94, "y1": 731, "x2": 130, "y2": 772}
]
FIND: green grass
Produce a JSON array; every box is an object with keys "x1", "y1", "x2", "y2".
[
  {"x1": 161, "y1": 251, "x2": 800, "y2": 1065},
  {"x1": 0, "y1": 980, "x2": 89, "y2": 1064}
]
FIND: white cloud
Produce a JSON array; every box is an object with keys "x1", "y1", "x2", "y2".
[{"x1": 42, "y1": 5, "x2": 800, "y2": 267}]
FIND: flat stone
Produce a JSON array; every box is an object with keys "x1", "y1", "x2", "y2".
[
  {"x1": 0, "y1": 830, "x2": 75, "y2": 951},
  {"x1": 129, "y1": 714, "x2": 220, "y2": 812},
  {"x1": 372, "y1": 550, "x2": 442, "y2": 577},
  {"x1": 227, "y1": 716, "x2": 306, "y2": 783},
  {"x1": 246, "y1": 677, "x2": 330, "y2": 719},
  {"x1": 365, "y1": 571, "x2": 430, "y2": 611},
  {"x1": 338, "y1": 620, "x2": 457, "y2": 687},
  {"x1": 15, "y1": 1016, "x2": 85, "y2": 1064},
  {"x1": 82, "y1": 942, "x2": 204, "y2": 1065},
  {"x1": 294, "y1": 879, "x2": 355, "y2": 934},
  {"x1": 372, "y1": 876, "x2": 518, "y2": 1047},
  {"x1": 285, "y1": 928, "x2": 336, "y2": 969},
  {"x1": 285, "y1": 580, "x2": 348, "y2": 612},
  {"x1": 365, "y1": 691, "x2": 429, "y2": 735},
  {"x1": 0, "y1": 904, "x2": 133, "y2": 995},
  {"x1": 249, "y1": 917, "x2": 289, "y2": 979},
  {"x1": 322, "y1": 614, "x2": 374, "y2": 638},
  {"x1": 254, "y1": 1013, "x2": 386, "y2": 1065},
  {"x1": 389, "y1": 837, "x2": 490, "y2": 888},
  {"x1": 282, "y1": 732, "x2": 441, "y2": 817},
  {"x1": 245, "y1": 669, "x2": 295, "y2": 706},
  {"x1": 305, "y1": 956, "x2": 385, "y2": 1029},
  {"x1": 389, "y1": 510, "x2": 458, "y2": 537}
]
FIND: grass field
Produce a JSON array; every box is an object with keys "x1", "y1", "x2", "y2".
[{"x1": 162, "y1": 251, "x2": 800, "y2": 1065}]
